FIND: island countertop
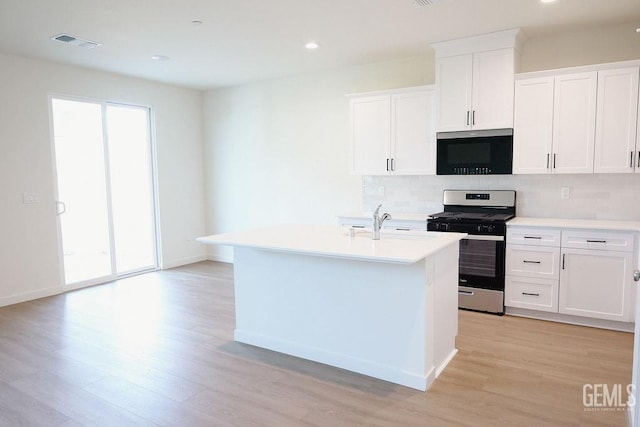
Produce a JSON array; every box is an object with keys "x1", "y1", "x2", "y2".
[{"x1": 197, "y1": 224, "x2": 466, "y2": 265}]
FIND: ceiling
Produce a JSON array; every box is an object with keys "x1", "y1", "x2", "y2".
[{"x1": 0, "y1": 0, "x2": 639, "y2": 90}]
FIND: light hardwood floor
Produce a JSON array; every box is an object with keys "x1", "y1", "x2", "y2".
[{"x1": 0, "y1": 261, "x2": 633, "y2": 426}]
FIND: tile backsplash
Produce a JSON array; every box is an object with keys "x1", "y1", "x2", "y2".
[{"x1": 363, "y1": 174, "x2": 640, "y2": 221}]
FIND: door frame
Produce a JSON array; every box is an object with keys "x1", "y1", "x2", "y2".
[{"x1": 48, "y1": 93, "x2": 160, "y2": 290}]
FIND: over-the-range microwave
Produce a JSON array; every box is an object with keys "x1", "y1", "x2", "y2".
[{"x1": 436, "y1": 128, "x2": 513, "y2": 175}]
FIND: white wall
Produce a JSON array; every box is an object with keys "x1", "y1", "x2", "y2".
[
  {"x1": 0, "y1": 52, "x2": 206, "y2": 307},
  {"x1": 520, "y1": 20, "x2": 640, "y2": 73},
  {"x1": 202, "y1": 56, "x2": 435, "y2": 261},
  {"x1": 202, "y1": 21, "x2": 640, "y2": 263}
]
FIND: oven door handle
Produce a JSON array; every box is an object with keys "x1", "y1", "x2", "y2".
[{"x1": 462, "y1": 234, "x2": 504, "y2": 242}]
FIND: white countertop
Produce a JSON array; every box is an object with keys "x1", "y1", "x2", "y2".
[
  {"x1": 508, "y1": 217, "x2": 640, "y2": 232},
  {"x1": 197, "y1": 224, "x2": 466, "y2": 264}
]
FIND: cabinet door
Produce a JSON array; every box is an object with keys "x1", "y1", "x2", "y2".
[
  {"x1": 559, "y1": 248, "x2": 634, "y2": 322},
  {"x1": 552, "y1": 72, "x2": 597, "y2": 174},
  {"x1": 594, "y1": 67, "x2": 639, "y2": 173},
  {"x1": 471, "y1": 48, "x2": 515, "y2": 130},
  {"x1": 513, "y1": 77, "x2": 555, "y2": 174},
  {"x1": 350, "y1": 95, "x2": 390, "y2": 175},
  {"x1": 391, "y1": 89, "x2": 436, "y2": 175},
  {"x1": 436, "y1": 54, "x2": 472, "y2": 132}
]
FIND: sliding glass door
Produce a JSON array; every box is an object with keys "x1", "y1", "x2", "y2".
[{"x1": 51, "y1": 97, "x2": 158, "y2": 287}]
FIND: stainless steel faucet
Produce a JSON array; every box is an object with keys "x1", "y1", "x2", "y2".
[{"x1": 372, "y1": 204, "x2": 391, "y2": 240}]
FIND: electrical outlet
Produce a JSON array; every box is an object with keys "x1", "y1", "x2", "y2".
[
  {"x1": 22, "y1": 192, "x2": 40, "y2": 204},
  {"x1": 560, "y1": 187, "x2": 570, "y2": 199}
]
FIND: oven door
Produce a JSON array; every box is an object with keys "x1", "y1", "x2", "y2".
[{"x1": 458, "y1": 234, "x2": 505, "y2": 291}]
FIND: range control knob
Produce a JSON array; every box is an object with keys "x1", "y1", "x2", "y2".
[{"x1": 477, "y1": 224, "x2": 496, "y2": 234}]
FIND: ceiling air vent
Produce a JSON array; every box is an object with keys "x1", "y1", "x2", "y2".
[
  {"x1": 51, "y1": 33, "x2": 101, "y2": 49},
  {"x1": 413, "y1": 0, "x2": 445, "y2": 6}
]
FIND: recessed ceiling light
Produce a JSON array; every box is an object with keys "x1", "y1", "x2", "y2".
[
  {"x1": 151, "y1": 55, "x2": 170, "y2": 61},
  {"x1": 540, "y1": 0, "x2": 556, "y2": 3},
  {"x1": 636, "y1": 27, "x2": 640, "y2": 33},
  {"x1": 305, "y1": 42, "x2": 319, "y2": 50}
]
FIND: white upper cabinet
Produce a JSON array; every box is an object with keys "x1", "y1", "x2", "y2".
[
  {"x1": 350, "y1": 95, "x2": 390, "y2": 175},
  {"x1": 471, "y1": 49, "x2": 516, "y2": 130},
  {"x1": 513, "y1": 77, "x2": 554, "y2": 174},
  {"x1": 594, "y1": 67, "x2": 640, "y2": 173},
  {"x1": 552, "y1": 72, "x2": 598, "y2": 174},
  {"x1": 432, "y1": 29, "x2": 521, "y2": 132},
  {"x1": 514, "y1": 71, "x2": 598, "y2": 174},
  {"x1": 391, "y1": 90, "x2": 436, "y2": 175},
  {"x1": 349, "y1": 86, "x2": 436, "y2": 175},
  {"x1": 436, "y1": 49, "x2": 515, "y2": 132},
  {"x1": 436, "y1": 54, "x2": 473, "y2": 132},
  {"x1": 514, "y1": 61, "x2": 640, "y2": 175}
]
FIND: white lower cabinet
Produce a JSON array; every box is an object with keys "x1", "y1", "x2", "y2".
[
  {"x1": 337, "y1": 215, "x2": 426, "y2": 231},
  {"x1": 506, "y1": 244, "x2": 560, "y2": 280},
  {"x1": 505, "y1": 276, "x2": 559, "y2": 313},
  {"x1": 506, "y1": 225, "x2": 637, "y2": 326}
]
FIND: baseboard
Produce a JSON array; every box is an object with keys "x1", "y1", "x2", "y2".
[
  {"x1": 505, "y1": 307, "x2": 635, "y2": 333},
  {"x1": 0, "y1": 286, "x2": 62, "y2": 308},
  {"x1": 207, "y1": 253, "x2": 234, "y2": 264},
  {"x1": 435, "y1": 348, "x2": 458, "y2": 378},
  {"x1": 234, "y1": 329, "x2": 433, "y2": 391},
  {"x1": 161, "y1": 254, "x2": 208, "y2": 270}
]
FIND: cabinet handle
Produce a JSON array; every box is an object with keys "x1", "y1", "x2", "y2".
[
  {"x1": 352, "y1": 225, "x2": 365, "y2": 229},
  {"x1": 546, "y1": 153, "x2": 550, "y2": 169},
  {"x1": 386, "y1": 158, "x2": 390, "y2": 171},
  {"x1": 523, "y1": 260, "x2": 541, "y2": 264},
  {"x1": 586, "y1": 239, "x2": 607, "y2": 243},
  {"x1": 637, "y1": 151, "x2": 639, "y2": 168},
  {"x1": 459, "y1": 289, "x2": 474, "y2": 295},
  {"x1": 553, "y1": 153, "x2": 557, "y2": 169},
  {"x1": 631, "y1": 151, "x2": 634, "y2": 168},
  {"x1": 523, "y1": 236, "x2": 542, "y2": 240},
  {"x1": 472, "y1": 110, "x2": 475, "y2": 125},
  {"x1": 395, "y1": 228, "x2": 411, "y2": 231},
  {"x1": 522, "y1": 292, "x2": 540, "y2": 297},
  {"x1": 390, "y1": 158, "x2": 395, "y2": 171},
  {"x1": 562, "y1": 253, "x2": 565, "y2": 270},
  {"x1": 466, "y1": 111, "x2": 470, "y2": 126}
]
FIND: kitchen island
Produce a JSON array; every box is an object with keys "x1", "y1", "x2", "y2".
[{"x1": 197, "y1": 225, "x2": 466, "y2": 391}]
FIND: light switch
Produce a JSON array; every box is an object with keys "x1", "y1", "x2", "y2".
[{"x1": 22, "y1": 192, "x2": 40, "y2": 204}]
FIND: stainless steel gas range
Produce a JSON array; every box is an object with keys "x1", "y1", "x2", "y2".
[{"x1": 427, "y1": 190, "x2": 516, "y2": 315}]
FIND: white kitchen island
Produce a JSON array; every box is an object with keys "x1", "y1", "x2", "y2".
[{"x1": 197, "y1": 225, "x2": 466, "y2": 391}]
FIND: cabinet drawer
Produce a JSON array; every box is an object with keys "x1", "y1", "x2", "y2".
[
  {"x1": 505, "y1": 276, "x2": 558, "y2": 313},
  {"x1": 507, "y1": 227, "x2": 561, "y2": 247},
  {"x1": 561, "y1": 230, "x2": 634, "y2": 252},
  {"x1": 506, "y1": 245, "x2": 560, "y2": 280}
]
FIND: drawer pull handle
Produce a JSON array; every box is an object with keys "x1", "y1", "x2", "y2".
[
  {"x1": 586, "y1": 240, "x2": 607, "y2": 243},
  {"x1": 352, "y1": 225, "x2": 365, "y2": 229},
  {"x1": 522, "y1": 292, "x2": 540, "y2": 297},
  {"x1": 459, "y1": 290, "x2": 474, "y2": 296},
  {"x1": 523, "y1": 260, "x2": 541, "y2": 264},
  {"x1": 523, "y1": 236, "x2": 542, "y2": 239}
]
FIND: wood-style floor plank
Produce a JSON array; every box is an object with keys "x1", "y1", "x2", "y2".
[{"x1": 0, "y1": 261, "x2": 633, "y2": 426}]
